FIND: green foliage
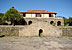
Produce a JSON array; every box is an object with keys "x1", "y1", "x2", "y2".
[
  {"x1": 4, "y1": 6, "x2": 23, "y2": 25},
  {"x1": 63, "y1": 17, "x2": 72, "y2": 26},
  {"x1": 40, "y1": 33, "x2": 43, "y2": 38},
  {"x1": 64, "y1": 23, "x2": 69, "y2": 26},
  {"x1": 63, "y1": 17, "x2": 68, "y2": 24},
  {"x1": 0, "y1": 13, "x2": 5, "y2": 24},
  {"x1": 0, "y1": 13, "x2": 4, "y2": 16},
  {"x1": 68, "y1": 17, "x2": 72, "y2": 23},
  {"x1": 52, "y1": 22, "x2": 56, "y2": 26}
]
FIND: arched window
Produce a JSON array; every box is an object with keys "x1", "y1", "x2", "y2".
[
  {"x1": 39, "y1": 29, "x2": 43, "y2": 36},
  {"x1": 50, "y1": 21, "x2": 54, "y2": 24},
  {"x1": 28, "y1": 21, "x2": 32, "y2": 25},
  {"x1": 57, "y1": 21, "x2": 61, "y2": 26}
]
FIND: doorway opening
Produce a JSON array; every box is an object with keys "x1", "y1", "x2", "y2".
[
  {"x1": 28, "y1": 21, "x2": 32, "y2": 25},
  {"x1": 50, "y1": 21, "x2": 54, "y2": 24},
  {"x1": 57, "y1": 21, "x2": 61, "y2": 26},
  {"x1": 39, "y1": 29, "x2": 43, "y2": 36}
]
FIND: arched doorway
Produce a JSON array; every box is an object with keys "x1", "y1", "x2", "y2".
[
  {"x1": 39, "y1": 29, "x2": 43, "y2": 36},
  {"x1": 28, "y1": 21, "x2": 32, "y2": 25},
  {"x1": 50, "y1": 21, "x2": 54, "y2": 24},
  {"x1": 57, "y1": 21, "x2": 61, "y2": 26}
]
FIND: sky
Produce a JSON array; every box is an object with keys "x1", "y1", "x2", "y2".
[{"x1": 0, "y1": 0, "x2": 72, "y2": 18}]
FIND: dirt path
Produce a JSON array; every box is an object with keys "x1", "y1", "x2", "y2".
[{"x1": 0, "y1": 36, "x2": 72, "y2": 50}]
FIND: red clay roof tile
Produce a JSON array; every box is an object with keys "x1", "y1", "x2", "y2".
[{"x1": 20, "y1": 10, "x2": 57, "y2": 14}]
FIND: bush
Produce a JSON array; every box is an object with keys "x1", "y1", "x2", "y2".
[
  {"x1": 52, "y1": 22, "x2": 56, "y2": 26},
  {"x1": 40, "y1": 33, "x2": 43, "y2": 38},
  {"x1": 64, "y1": 23, "x2": 69, "y2": 26}
]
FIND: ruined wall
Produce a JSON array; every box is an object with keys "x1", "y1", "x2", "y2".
[
  {"x1": 0, "y1": 26, "x2": 24, "y2": 36},
  {"x1": 57, "y1": 26, "x2": 72, "y2": 36}
]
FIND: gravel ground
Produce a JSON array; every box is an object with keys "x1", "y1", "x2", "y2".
[{"x1": 0, "y1": 36, "x2": 72, "y2": 50}]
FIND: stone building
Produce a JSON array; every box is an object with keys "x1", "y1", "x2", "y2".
[
  {"x1": 19, "y1": 10, "x2": 64, "y2": 37},
  {"x1": 20, "y1": 10, "x2": 64, "y2": 26}
]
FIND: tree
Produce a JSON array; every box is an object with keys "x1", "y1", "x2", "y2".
[
  {"x1": 63, "y1": 17, "x2": 68, "y2": 24},
  {"x1": 68, "y1": 17, "x2": 72, "y2": 23},
  {"x1": 0, "y1": 13, "x2": 4, "y2": 16},
  {"x1": 0, "y1": 13, "x2": 5, "y2": 24},
  {"x1": 63, "y1": 17, "x2": 72, "y2": 26},
  {"x1": 68, "y1": 17, "x2": 72, "y2": 26},
  {"x1": 63, "y1": 17, "x2": 69, "y2": 26},
  {"x1": 64, "y1": 23, "x2": 69, "y2": 26},
  {"x1": 4, "y1": 6, "x2": 23, "y2": 26}
]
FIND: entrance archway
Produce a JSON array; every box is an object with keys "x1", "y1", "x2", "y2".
[
  {"x1": 50, "y1": 21, "x2": 54, "y2": 24},
  {"x1": 28, "y1": 21, "x2": 32, "y2": 25},
  {"x1": 39, "y1": 29, "x2": 43, "y2": 36},
  {"x1": 57, "y1": 21, "x2": 61, "y2": 26}
]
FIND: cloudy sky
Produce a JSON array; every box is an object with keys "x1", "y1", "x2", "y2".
[{"x1": 0, "y1": 0, "x2": 72, "y2": 18}]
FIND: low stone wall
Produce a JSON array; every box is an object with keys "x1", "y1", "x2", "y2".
[
  {"x1": 0, "y1": 25, "x2": 24, "y2": 36},
  {"x1": 0, "y1": 25, "x2": 62, "y2": 37},
  {"x1": 0, "y1": 25, "x2": 72, "y2": 37},
  {"x1": 57, "y1": 26, "x2": 72, "y2": 36}
]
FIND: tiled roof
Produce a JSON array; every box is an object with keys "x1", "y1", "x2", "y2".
[{"x1": 20, "y1": 10, "x2": 57, "y2": 14}]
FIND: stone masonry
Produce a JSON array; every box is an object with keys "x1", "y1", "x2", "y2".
[
  {"x1": 19, "y1": 21, "x2": 62, "y2": 37},
  {"x1": 24, "y1": 17, "x2": 64, "y2": 26}
]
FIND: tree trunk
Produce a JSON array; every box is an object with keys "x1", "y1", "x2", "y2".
[
  {"x1": 11, "y1": 20, "x2": 15, "y2": 26},
  {"x1": 13, "y1": 20, "x2": 15, "y2": 26}
]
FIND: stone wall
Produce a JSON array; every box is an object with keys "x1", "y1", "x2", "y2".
[
  {"x1": 24, "y1": 18, "x2": 64, "y2": 26},
  {"x1": 19, "y1": 22, "x2": 62, "y2": 37},
  {"x1": 0, "y1": 22, "x2": 62, "y2": 37},
  {"x1": 0, "y1": 26, "x2": 24, "y2": 36},
  {"x1": 0, "y1": 25, "x2": 72, "y2": 37},
  {"x1": 57, "y1": 26, "x2": 72, "y2": 36}
]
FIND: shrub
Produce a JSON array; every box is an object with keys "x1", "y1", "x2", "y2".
[
  {"x1": 52, "y1": 22, "x2": 56, "y2": 26},
  {"x1": 64, "y1": 23, "x2": 69, "y2": 26},
  {"x1": 40, "y1": 33, "x2": 43, "y2": 38}
]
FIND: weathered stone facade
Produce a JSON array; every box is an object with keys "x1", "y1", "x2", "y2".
[
  {"x1": 0, "y1": 10, "x2": 65, "y2": 37},
  {"x1": 19, "y1": 21, "x2": 62, "y2": 37},
  {"x1": 19, "y1": 10, "x2": 64, "y2": 37},
  {"x1": 20, "y1": 10, "x2": 64, "y2": 26},
  {"x1": 0, "y1": 26, "x2": 23, "y2": 36},
  {"x1": 57, "y1": 26, "x2": 72, "y2": 36},
  {"x1": 24, "y1": 17, "x2": 64, "y2": 26},
  {"x1": 0, "y1": 26, "x2": 72, "y2": 37}
]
